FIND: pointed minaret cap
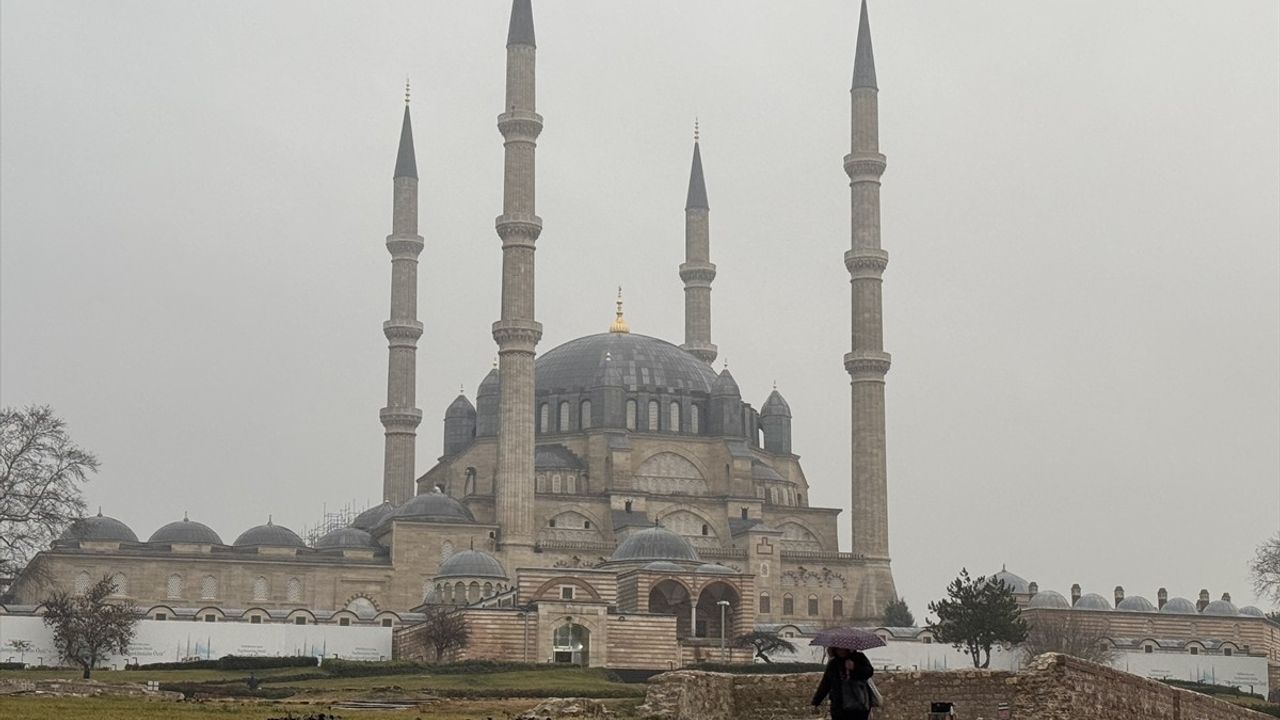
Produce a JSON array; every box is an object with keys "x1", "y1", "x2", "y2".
[
  {"x1": 852, "y1": 0, "x2": 878, "y2": 90},
  {"x1": 394, "y1": 93, "x2": 417, "y2": 179},
  {"x1": 686, "y1": 123, "x2": 709, "y2": 210},
  {"x1": 507, "y1": 0, "x2": 536, "y2": 48}
]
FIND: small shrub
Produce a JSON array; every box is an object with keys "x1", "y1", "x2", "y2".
[
  {"x1": 0, "y1": 662, "x2": 26, "y2": 670},
  {"x1": 321, "y1": 658, "x2": 425, "y2": 677}
]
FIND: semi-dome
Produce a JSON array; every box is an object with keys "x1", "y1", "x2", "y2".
[
  {"x1": 1202, "y1": 599, "x2": 1239, "y2": 617},
  {"x1": 148, "y1": 516, "x2": 223, "y2": 545},
  {"x1": 390, "y1": 490, "x2": 475, "y2": 523},
  {"x1": 436, "y1": 549, "x2": 507, "y2": 580},
  {"x1": 1160, "y1": 597, "x2": 1198, "y2": 614},
  {"x1": 1074, "y1": 593, "x2": 1113, "y2": 611},
  {"x1": 58, "y1": 512, "x2": 138, "y2": 544},
  {"x1": 535, "y1": 333, "x2": 718, "y2": 395},
  {"x1": 315, "y1": 527, "x2": 380, "y2": 550},
  {"x1": 1028, "y1": 590, "x2": 1071, "y2": 609},
  {"x1": 351, "y1": 502, "x2": 394, "y2": 531},
  {"x1": 1240, "y1": 606, "x2": 1266, "y2": 618},
  {"x1": 695, "y1": 563, "x2": 736, "y2": 575},
  {"x1": 751, "y1": 460, "x2": 785, "y2": 482},
  {"x1": 643, "y1": 561, "x2": 685, "y2": 573},
  {"x1": 233, "y1": 519, "x2": 305, "y2": 548},
  {"x1": 1117, "y1": 595, "x2": 1156, "y2": 613},
  {"x1": 609, "y1": 525, "x2": 700, "y2": 564},
  {"x1": 990, "y1": 568, "x2": 1031, "y2": 594}
]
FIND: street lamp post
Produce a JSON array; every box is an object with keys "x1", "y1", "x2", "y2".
[{"x1": 717, "y1": 600, "x2": 730, "y2": 662}]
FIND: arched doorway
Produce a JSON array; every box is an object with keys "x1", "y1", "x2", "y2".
[
  {"x1": 695, "y1": 581, "x2": 740, "y2": 640},
  {"x1": 552, "y1": 622, "x2": 590, "y2": 665},
  {"x1": 648, "y1": 579, "x2": 693, "y2": 637}
]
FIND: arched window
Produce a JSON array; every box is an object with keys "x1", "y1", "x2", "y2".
[
  {"x1": 690, "y1": 404, "x2": 700, "y2": 434},
  {"x1": 669, "y1": 401, "x2": 681, "y2": 432},
  {"x1": 807, "y1": 594, "x2": 819, "y2": 616},
  {"x1": 558, "y1": 401, "x2": 571, "y2": 432},
  {"x1": 551, "y1": 474, "x2": 562, "y2": 493},
  {"x1": 832, "y1": 595, "x2": 844, "y2": 617},
  {"x1": 468, "y1": 581, "x2": 481, "y2": 603},
  {"x1": 648, "y1": 400, "x2": 660, "y2": 431},
  {"x1": 626, "y1": 400, "x2": 638, "y2": 431},
  {"x1": 454, "y1": 581, "x2": 466, "y2": 605},
  {"x1": 483, "y1": 582, "x2": 493, "y2": 597},
  {"x1": 580, "y1": 400, "x2": 592, "y2": 429},
  {"x1": 464, "y1": 468, "x2": 476, "y2": 496},
  {"x1": 783, "y1": 593, "x2": 794, "y2": 615},
  {"x1": 201, "y1": 575, "x2": 218, "y2": 599},
  {"x1": 166, "y1": 573, "x2": 184, "y2": 599},
  {"x1": 110, "y1": 573, "x2": 128, "y2": 597},
  {"x1": 253, "y1": 577, "x2": 269, "y2": 601},
  {"x1": 759, "y1": 593, "x2": 771, "y2": 614},
  {"x1": 287, "y1": 577, "x2": 303, "y2": 603},
  {"x1": 74, "y1": 571, "x2": 90, "y2": 596},
  {"x1": 539, "y1": 403, "x2": 550, "y2": 433},
  {"x1": 566, "y1": 474, "x2": 576, "y2": 494},
  {"x1": 701, "y1": 524, "x2": 709, "y2": 536}
]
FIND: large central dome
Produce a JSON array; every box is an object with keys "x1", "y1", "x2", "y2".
[{"x1": 536, "y1": 333, "x2": 717, "y2": 394}]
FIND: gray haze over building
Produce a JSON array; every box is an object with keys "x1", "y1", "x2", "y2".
[{"x1": 2, "y1": 0, "x2": 1277, "y2": 613}]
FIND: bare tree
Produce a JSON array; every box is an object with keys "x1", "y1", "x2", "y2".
[
  {"x1": 418, "y1": 606, "x2": 469, "y2": 663},
  {"x1": 0, "y1": 406, "x2": 99, "y2": 578},
  {"x1": 43, "y1": 574, "x2": 140, "y2": 678},
  {"x1": 732, "y1": 630, "x2": 798, "y2": 663},
  {"x1": 1021, "y1": 612, "x2": 1116, "y2": 665},
  {"x1": 1250, "y1": 533, "x2": 1280, "y2": 605},
  {"x1": 7, "y1": 639, "x2": 34, "y2": 664}
]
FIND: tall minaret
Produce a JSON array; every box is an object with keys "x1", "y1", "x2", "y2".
[
  {"x1": 492, "y1": 0, "x2": 542, "y2": 557},
  {"x1": 680, "y1": 123, "x2": 717, "y2": 364},
  {"x1": 843, "y1": 0, "x2": 897, "y2": 619},
  {"x1": 380, "y1": 83, "x2": 425, "y2": 505}
]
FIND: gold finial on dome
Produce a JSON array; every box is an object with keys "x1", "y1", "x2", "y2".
[{"x1": 609, "y1": 287, "x2": 630, "y2": 334}]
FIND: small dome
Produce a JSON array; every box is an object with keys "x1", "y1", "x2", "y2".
[
  {"x1": 436, "y1": 549, "x2": 507, "y2": 580},
  {"x1": 760, "y1": 389, "x2": 791, "y2": 417},
  {"x1": 751, "y1": 460, "x2": 785, "y2": 482},
  {"x1": 148, "y1": 516, "x2": 222, "y2": 545},
  {"x1": 1202, "y1": 599, "x2": 1239, "y2": 617},
  {"x1": 712, "y1": 368, "x2": 740, "y2": 396},
  {"x1": 351, "y1": 502, "x2": 394, "y2": 531},
  {"x1": 59, "y1": 513, "x2": 138, "y2": 544},
  {"x1": 609, "y1": 525, "x2": 700, "y2": 563},
  {"x1": 233, "y1": 519, "x2": 305, "y2": 548},
  {"x1": 1160, "y1": 597, "x2": 1198, "y2": 614},
  {"x1": 446, "y1": 395, "x2": 476, "y2": 418},
  {"x1": 315, "y1": 527, "x2": 379, "y2": 550},
  {"x1": 695, "y1": 563, "x2": 736, "y2": 575},
  {"x1": 391, "y1": 490, "x2": 475, "y2": 523},
  {"x1": 1239, "y1": 606, "x2": 1266, "y2": 618},
  {"x1": 990, "y1": 568, "x2": 1031, "y2": 594},
  {"x1": 643, "y1": 561, "x2": 685, "y2": 573},
  {"x1": 1117, "y1": 595, "x2": 1156, "y2": 613},
  {"x1": 535, "y1": 444, "x2": 585, "y2": 470},
  {"x1": 1028, "y1": 590, "x2": 1071, "y2": 609},
  {"x1": 1074, "y1": 593, "x2": 1113, "y2": 611}
]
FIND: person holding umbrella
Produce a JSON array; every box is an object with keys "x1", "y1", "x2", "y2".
[{"x1": 809, "y1": 627, "x2": 884, "y2": 719}]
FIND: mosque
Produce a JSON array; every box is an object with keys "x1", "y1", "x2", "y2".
[{"x1": 6, "y1": 1, "x2": 900, "y2": 669}]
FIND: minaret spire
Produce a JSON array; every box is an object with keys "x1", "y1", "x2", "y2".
[
  {"x1": 680, "y1": 120, "x2": 717, "y2": 364},
  {"x1": 380, "y1": 89, "x2": 426, "y2": 505},
  {"x1": 843, "y1": 0, "x2": 897, "y2": 621},
  {"x1": 493, "y1": 0, "x2": 542, "y2": 560}
]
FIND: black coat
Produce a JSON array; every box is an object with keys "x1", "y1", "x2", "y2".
[{"x1": 811, "y1": 651, "x2": 874, "y2": 720}]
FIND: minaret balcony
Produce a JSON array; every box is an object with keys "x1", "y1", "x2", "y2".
[
  {"x1": 497, "y1": 110, "x2": 543, "y2": 141},
  {"x1": 380, "y1": 408, "x2": 423, "y2": 428},
  {"x1": 843, "y1": 152, "x2": 887, "y2": 182},
  {"x1": 679, "y1": 262, "x2": 717, "y2": 286},
  {"x1": 843, "y1": 351, "x2": 891, "y2": 380},
  {"x1": 383, "y1": 320, "x2": 424, "y2": 345},
  {"x1": 495, "y1": 214, "x2": 542, "y2": 247},
  {"x1": 492, "y1": 319, "x2": 543, "y2": 352},
  {"x1": 844, "y1": 248, "x2": 888, "y2": 278}
]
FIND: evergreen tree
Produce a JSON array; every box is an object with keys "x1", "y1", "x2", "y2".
[
  {"x1": 927, "y1": 568, "x2": 1028, "y2": 668},
  {"x1": 883, "y1": 597, "x2": 915, "y2": 627}
]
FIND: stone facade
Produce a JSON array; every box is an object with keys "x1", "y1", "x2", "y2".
[{"x1": 637, "y1": 654, "x2": 1271, "y2": 720}]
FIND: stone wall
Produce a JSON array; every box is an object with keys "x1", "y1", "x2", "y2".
[{"x1": 637, "y1": 654, "x2": 1270, "y2": 720}]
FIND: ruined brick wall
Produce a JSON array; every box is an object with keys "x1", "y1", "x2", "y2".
[{"x1": 638, "y1": 654, "x2": 1269, "y2": 720}]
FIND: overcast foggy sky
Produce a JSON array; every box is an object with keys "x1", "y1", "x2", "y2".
[{"x1": 2, "y1": 0, "x2": 1278, "y2": 614}]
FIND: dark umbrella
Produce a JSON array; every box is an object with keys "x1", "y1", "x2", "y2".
[{"x1": 809, "y1": 626, "x2": 887, "y2": 652}]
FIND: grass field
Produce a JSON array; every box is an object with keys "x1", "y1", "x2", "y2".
[{"x1": 0, "y1": 666, "x2": 646, "y2": 719}]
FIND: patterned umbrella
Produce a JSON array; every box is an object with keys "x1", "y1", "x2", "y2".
[{"x1": 808, "y1": 626, "x2": 887, "y2": 652}]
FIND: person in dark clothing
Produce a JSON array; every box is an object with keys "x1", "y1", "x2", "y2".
[{"x1": 811, "y1": 647, "x2": 875, "y2": 720}]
